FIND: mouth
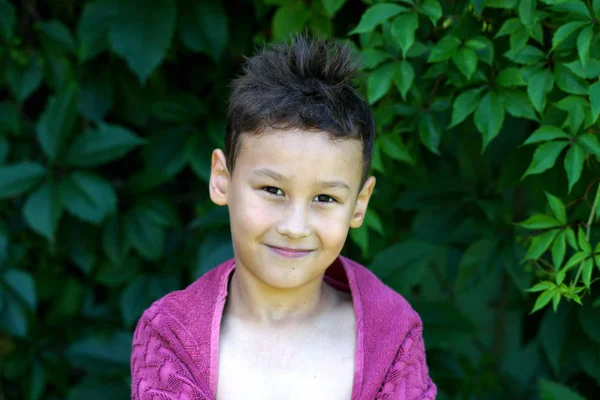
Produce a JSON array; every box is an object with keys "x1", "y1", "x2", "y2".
[{"x1": 266, "y1": 245, "x2": 314, "y2": 259}]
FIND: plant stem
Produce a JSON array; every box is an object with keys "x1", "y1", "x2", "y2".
[{"x1": 571, "y1": 183, "x2": 600, "y2": 289}]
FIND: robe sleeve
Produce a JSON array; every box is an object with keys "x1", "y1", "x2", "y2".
[
  {"x1": 130, "y1": 303, "x2": 210, "y2": 400},
  {"x1": 376, "y1": 325, "x2": 437, "y2": 400}
]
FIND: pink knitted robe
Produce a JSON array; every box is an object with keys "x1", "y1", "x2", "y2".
[{"x1": 130, "y1": 256, "x2": 437, "y2": 399}]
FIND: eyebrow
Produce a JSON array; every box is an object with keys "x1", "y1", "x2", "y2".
[{"x1": 252, "y1": 168, "x2": 350, "y2": 191}]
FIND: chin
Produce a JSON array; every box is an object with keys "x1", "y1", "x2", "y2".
[{"x1": 257, "y1": 261, "x2": 323, "y2": 290}]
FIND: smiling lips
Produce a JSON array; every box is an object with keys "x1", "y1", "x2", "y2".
[{"x1": 267, "y1": 245, "x2": 313, "y2": 259}]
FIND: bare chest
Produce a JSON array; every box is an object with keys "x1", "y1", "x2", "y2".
[{"x1": 215, "y1": 304, "x2": 356, "y2": 400}]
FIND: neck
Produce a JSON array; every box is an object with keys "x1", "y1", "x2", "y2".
[{"x1": 226, "y1": 262, "x2": 337, "y2": 328}]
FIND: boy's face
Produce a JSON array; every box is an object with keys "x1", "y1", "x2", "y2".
[{"x1": 209, "y1": 128, "x2": 375, "y2": 290}]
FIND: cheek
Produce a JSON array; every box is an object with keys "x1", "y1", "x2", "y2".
[
  {"x1": 230, "y1": 188, "x2": 273, "y2": 235},
  {"x1": 312, "y1": 208, "x2": 353, "y2": 245}
]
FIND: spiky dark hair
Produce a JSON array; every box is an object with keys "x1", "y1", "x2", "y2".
[{"x1": 225, "y1": 34, "x2": 374, "y2": 184}]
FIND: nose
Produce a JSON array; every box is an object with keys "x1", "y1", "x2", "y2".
[{"x1": 276, "y1": 201, "x2": 311, "y2": 239}]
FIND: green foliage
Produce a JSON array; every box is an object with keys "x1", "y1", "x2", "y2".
[{"x1": 1, "y1": 0, "x2": 600, "y2": 399}]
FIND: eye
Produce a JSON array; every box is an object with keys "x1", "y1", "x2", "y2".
[
  {"x1": 314, "y1": 194, "x2": 336, "y2": 203},
  {"x1": 262, "y1": 186, "x2": 283, "y2": 196}
]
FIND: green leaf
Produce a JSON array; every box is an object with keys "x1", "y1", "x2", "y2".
[
  {"x1": 505, "y1": 45, "x2": 545, "y2": 64},
  {"x1": 590, "y1": 81, "x2": 600, "y2": 123},
  {"x1": 120, "y1": 274, "x2": 178, "y2": 326},
  {"x1": 456, "y1": 239, "x2": 497, "y2": 291},
  {"x1": 77, "y1": 0, "x2": 117, "y2": 62},
  {"x1": 582, "y1": 257, "x2": 594, "y2": 287},
  {"x1": 540, "y1": 304, "x2": 568, "y2": 375},
  {"x1": 474, "y1": 91, "x2": 505, "y2": 150},
  {"x1": 452, "y1": 47, "x2": 478, "y2": 79},
  {"x1": 527, "y1": 281, "x2": 555, "y2": 292},
  {"x1": 0, "y1": 0, "x2": 16, "y2": 39},
  {"x1": 564, "y1": 143, "x2": 585, "y2": 193},
  {"x1": 518, "y1": 214, "x2": 561, "y2": 229},
  {"x1": 79, "y1": 66, "x2": 114, "y2": 122},
  {"x1": 60, "y1": 172, "x2": 117, "y2": 225},
  {"x1": 576, "y1": 25, "x2": 593, "y2": 66},
  {"x1": 551, "y1": 1, "x2": 592, "y2": 19},
  {"x1": 350, "y1": 4, "x2": 409, "y2": 34},
  {"x1": 67, "y1": 332, "x2": 131, "y2": 372},
  {"x1": 499, "y1": 89, "x2": 538, "y2": 121},
  {"x1": 566, "y1": 227, "x2": 578, "y2": 249},
  {"x1": 551, "y1": 21, "x2": 588, "y2": 51},
  {"x1": 272, "y1": 2, "x2": 311, "y2": 41},
  {"x1": 194, "y1": 235, "x2": 234, "y2": 278},
  {"x1": 449, "y1": 87, "x2": 484, "y2": 127},
  {"x1": 101, "y1": 215, "x2": 129, "y2": 266},
  {"x1": 578, "y1": 133, "x2": 600, "y2": 156},
  {"x1": 496, "y1": 68, "x2": 526, "y2": 87},
  {"x1": 23, "y1": 180, "x2": 62, "y2": 242},
  {"x1": 66, "y1": 123, "x2": 146, "y2": 167},
  {"x1": 522, "y1": 141, "x2": 568, "y2": 178},
  {"x1": 565, "y1": 102, "x2": 585, "y2": 134},
  {"x1": 126, "y1": 205, "x2": 165, "y2": 261},
  {"x1": 554, "y1": 63, "x2": 589, "y2": 95},
  {"x1": 36, "y1": 83, "x2": 79, "y2": 160},
  {"x1": 3, "y1": 269, "x2": 36, "y2": 311},
  {"x1": 551, "y1": 231, "x2": 567, "y2": 268},
  {"x1": 0, "y1": 162, "x2": 47, "y2": 199},
  {"x1": 66, "y1": 376, "x2": 129, "y2": 400},
  {"x1": 531, "y1": 289, "x2": 555, "y2": 314},
  {"x1": 525, "y1": 229, "x2": 560, "y2": 260},
  {"x1": 527, "y1": 68, "x2": 554, "y2": 112},
  {"x1": 420, "y1": 0, "x2": 442, "y2": 25},
  {"x1": 419, "y1": 112, "x2": 441, "y2": 155},
  {"x1": 392, "y1": 60, "x2": 415, "y2": 100},
  {"x1": 539, "y1": 379, "x2": 585, "y2": 400},
  {"x1": 321, "y1": 0, "x2": 347, "y2": 17},
  {"x1": 108, "y1": 0, "x2": 176, "y2": 83},
  {"x1": 428, "y1": 36, "x2": 460, "y2": 62},
  {"x1": 510, "y1": 28, "x2": 529, "y2": 53},
  {"x1": 151, "y1": 92, "x2": 207, "y2": 122},
  {"x1": 0, "y1": 101, "x2": 20, "y2": 135},
  {"x1": 545, "y1": 192, "x2": 567, "y2": 224},
  {"x1": 564, "y1": 252, "x2": 588, "y2": 271},
  {"x1": 565, "y1": 58, "x2": 600, "y2": 79},
  {"x1": 369, "y1": 240, "x2": 435, "y2": 290},
  {"x1": 6, "y1": 54, "x2": 43, "y2": 103},
  {"x1": 0, "y1": 138, "x2": 7, "y2": 165},
  {"x1": 577, "y1": 227, "x2": 592, "y2": 253},
  {"x1": 523, "y1": 126, "x2": 570, "y2": 145},
  {"x1": 360, "y1": 48, "x2": 394, "y2": 69},
  {"x1": 38, "y1": 20, "x2": 77, "y2": 53},
  {"x1": 578, "y1": 301, "x2": 600, "y2": 343},
  {"x1": 380, "y1": 134, "x2": 414, "y2": 164},
  {"x1": 495, "y1": 18, "x2": 522, "y2": 38},
  {"x1": 368, "y1": 63, "x2": 395, "y2": 104},
  {"x1": 519, "y1": 0, "x2": 536, "y2": 30},
  {"x1": 365, "y1": 209, "x2": 385, "y2": 236},
  {"x1": 464, "y1": 38, "x2": 486, "y2": 51},
  {"x1": 128, "y1": 126, "x2": 194, "y2": 192},
  {"x1": 391, "y1": 12, "x2": 418, "y2": 58},
  {"x1": 178, "y1": 0, "x2": 228, "y2": 61}
]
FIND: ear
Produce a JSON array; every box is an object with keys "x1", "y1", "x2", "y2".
[
  {"x1": 209, "y1": 149, "x2": 230, "y2": 206},
  {"x1": 350, "y1": 176, "x2": 376, "y2": 228}
]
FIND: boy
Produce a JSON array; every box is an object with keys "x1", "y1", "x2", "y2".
[{"x1": 131, "y1": 35, "x2": 436, "y2": 400}]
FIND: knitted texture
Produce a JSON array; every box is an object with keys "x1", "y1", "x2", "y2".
[
  {"x1": 131, "y1": 301, "x2": 211, "y2": 400},
  {"x1": 130, "y1": 257, "x2": 436, "y2": 399},
  {"x1": 376, "y1": 326, "x2": 436, "y2": 400}
]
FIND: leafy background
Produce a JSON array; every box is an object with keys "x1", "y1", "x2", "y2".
[{"x1": 1, "y1": 0, "x2": 600, "y2": 399}]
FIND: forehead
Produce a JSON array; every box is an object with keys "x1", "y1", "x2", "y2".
[{"x1": 235, "y1": 128, "x2": 364, "y2": 186}]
